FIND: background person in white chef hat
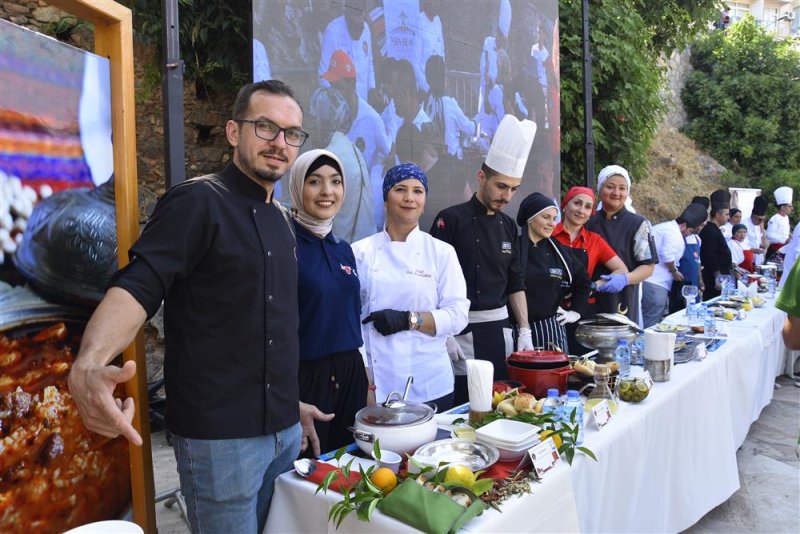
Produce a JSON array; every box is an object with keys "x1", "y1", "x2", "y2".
[
  {"x1": 429, "y1": 114, "x2": 536, "y2": 405},
  {"x1": 766, "y1": 186, "x2": 794, "y2": 261}
]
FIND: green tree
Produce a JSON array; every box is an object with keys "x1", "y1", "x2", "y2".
[
  {"x1": 558, "y1": 0, "x2": 722, "y2": 189},
  {"x1": 682, "y1": 15, "x2": 800, "y2": 188}
]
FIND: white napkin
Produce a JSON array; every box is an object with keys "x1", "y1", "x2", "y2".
[
  {"x1": 644, "y1": 331, "x2": 676, "y2": 362},
  {"x1": 737, "y1": 281, "x2": 747, "y2": 297},
  {"x1": 746, "y1": 283, "x2": 758, "y2": 298},
  {"x1": 466, "y1": 359, "x2": 494, "y2": 412}
]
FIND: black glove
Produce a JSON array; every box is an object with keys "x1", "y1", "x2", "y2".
[{"x1": 362, "y1": 309, "x2": 409, "y2": 336}]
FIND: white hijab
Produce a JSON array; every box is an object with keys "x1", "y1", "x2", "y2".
[
  {"x1": 596, "y1": 164, "x2": 635, "y2": 213},
  {"x1": 288, "y1": 149, "x2": 346, "y2": 237}
]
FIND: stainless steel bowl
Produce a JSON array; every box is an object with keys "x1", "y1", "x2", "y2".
[
  {"x1": 575, "y1": 318, "x2": 639, "y2": 362},
  {"x1": 411, "y1": 438, "x2": 499, "y2": 472}
]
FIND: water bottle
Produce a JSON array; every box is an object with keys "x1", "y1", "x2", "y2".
[
  {"x1": 704, "y1": 309, "x2": 717, "y2": 337},
  {"x1": 634, "y1": 335, "x2": 645, "y2": 366},
  {"x1": 542, "y1": 388, "x2": 562, "y2": 422},
  {"x1": 561, "y1": 390, "x2": 584, "y2": 445},
  {"x1": 767, "y1": 277, "x2": 776, "y2": 298},
  {"x1": 615, "y1": 340, "x2": 631, "y2": 378}
]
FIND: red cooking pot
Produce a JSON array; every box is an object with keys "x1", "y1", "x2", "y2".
[{"x1": 506, "y1": 350, "x2": 575, "y2": 398}]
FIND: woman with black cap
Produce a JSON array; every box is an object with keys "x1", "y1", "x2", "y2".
[
  {"x1": 353, "y1": 163, "x2": 469, "y2": 410},
  {"x1": 517, "y1": 192, "x2": 592, "y2": 352},
  {"x1": 289, "y1": 149, "x2": 368, "y2": 454}
]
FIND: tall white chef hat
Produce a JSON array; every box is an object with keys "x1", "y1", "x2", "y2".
[
  {"x1": 498, "y1": 0, "x2": 512, "y2": 37},
  {"x1": 484, "y1": 115, "x2": 537, "y2": 179},
  {"x1": 774, "y1": 186, "x2": 793, "y2": 206}
]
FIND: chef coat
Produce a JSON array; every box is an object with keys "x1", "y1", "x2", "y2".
[
  {"x1": 413, "y1": 11, "x2": 445, "y2": 92},
  {"x1": 479, "y1": 36, "x2": 498, "y2": 105},
  {"x1": 319, "y1": 16, "x2": 376, "y2": 101},
  {"x1": 727, "y1": 238, "x2": 745, "y2": 266},
  {"x1": 766, "y1": 213, "x2": 790, "y2": 245},
  {"x1": 430, "y1": 195, "x2": 526, "y2": 312},
  {"x1": 352, "y1": 227, "x2": 469, "y2": 404},
  {"x1": 520, "y1": 236, "x2": 591, "y2": 321},
  {"x1": 699, "y1": 221, "x2": 732, "y2": 298},
  {"x1": 743, "y1": 217, "x2": 765, "y2": 266}
]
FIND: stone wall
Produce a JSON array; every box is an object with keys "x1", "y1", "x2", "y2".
[{"x1": 659, "y1": 47, "x2": 693, "y2": 131}]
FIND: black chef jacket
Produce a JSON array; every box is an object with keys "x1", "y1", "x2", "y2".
[
  {"x1": 112, "y1": 162, "x2": 300, "y2": 440},
  {"x1": 699, "y1": 221, "x2": 732, "y2": 298},
  {"x1": 520, "y1": 236, "x2": 592, "y2": 321},
  {"x1": 430, "y1": 194, "x2": 525, "y2": 311},
  {"x1": 587, "y1": 207, "x2": 658, "y2": 321}
]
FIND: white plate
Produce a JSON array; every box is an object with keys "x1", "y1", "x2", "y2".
[
  {"x1": 476, "y1": 434, "x2": 541, "y2": 451},
  {"x1": 475, "y1": 419, "x2": 540, "y2": 444}
]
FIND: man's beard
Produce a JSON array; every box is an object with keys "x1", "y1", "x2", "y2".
[{"x1": 253, "y1": 167, "x2": 281, "y2": 183}]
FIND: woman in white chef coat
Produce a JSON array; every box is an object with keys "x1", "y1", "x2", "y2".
[{"x1": 352, "y1": 163, "x2": 469, "y2": 411}]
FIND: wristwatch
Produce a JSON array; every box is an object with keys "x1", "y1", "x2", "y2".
[{"x1": 409, "y1": 311, "x2": 424, "y2": 331}]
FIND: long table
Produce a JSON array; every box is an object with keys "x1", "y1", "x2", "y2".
[{"x1": 264, "y1": 299, "x2": 788, "y2": 533}]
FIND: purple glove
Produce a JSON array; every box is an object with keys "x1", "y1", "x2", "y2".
[{"x1": 597, "y1": 273, "x2": 628, "y2": 293}]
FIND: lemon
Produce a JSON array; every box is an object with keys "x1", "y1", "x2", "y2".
[
  {"x1": 539, "y1": 429, "x2": 563, "y2": 449},
  {"x1": 444, "y1": 464, "x2": 476, "y2": 487},
  {"x1": 370, "y1": 467, "x2": 398, "y2": 494}
]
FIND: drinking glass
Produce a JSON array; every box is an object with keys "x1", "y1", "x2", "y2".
[{"x1": 681, "y1": 285, "x2": 699, "y2": 314}]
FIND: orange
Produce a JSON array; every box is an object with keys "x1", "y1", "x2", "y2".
[
  {"x1": 539, "y1": 430, "x2": 563, "y2": 449},
  {"x1": 370, "y1": 467, "x2": 398, "y2": 494}
]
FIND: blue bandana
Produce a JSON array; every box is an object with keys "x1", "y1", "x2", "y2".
[{"x1": 382, "y1": 163, "x2": 428, "y2": 200}]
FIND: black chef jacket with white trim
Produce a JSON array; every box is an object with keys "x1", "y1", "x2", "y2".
[{"x1": 430, "y1": 194, "x2": 526, "y2": 311}]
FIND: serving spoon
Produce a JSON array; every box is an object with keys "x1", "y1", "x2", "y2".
[{"x1": 293, "y1": 458, "x2": 318, "y2": 478}]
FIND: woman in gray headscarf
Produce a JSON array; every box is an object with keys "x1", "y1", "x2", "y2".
[{"x1": 289, "y1": 149, "x2": 367, "y2": 454}]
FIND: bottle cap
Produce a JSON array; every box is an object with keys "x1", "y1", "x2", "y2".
[
  {"x1": 547, "y1": 388, "x2": 559, "y2": 397},
  {"x1": 618, "y1": 340, "x2": 628, "y2": 345},
  {"x1": 567, "y1": 390, "x2": 580, "y2": 399}
]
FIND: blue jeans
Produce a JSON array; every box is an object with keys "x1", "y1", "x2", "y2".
[
  {"x1": 172, "y1": 422, "x2": 301, "y2": 534},
  {"x1": 642, "y1": 282, "x2": 669, "y2": 329}
]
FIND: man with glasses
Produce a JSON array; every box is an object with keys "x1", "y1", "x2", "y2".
[{"x1": 68, "y1": 80, "x2": 332, "y2": 533}]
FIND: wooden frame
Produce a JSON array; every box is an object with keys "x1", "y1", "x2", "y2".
[{"x1": 45, "y1": 1, "x2": 156, "y2": 531}]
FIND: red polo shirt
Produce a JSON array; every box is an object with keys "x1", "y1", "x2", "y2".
[{"x1": 552, "y1": 222, "x2": 617, "y2": 278}]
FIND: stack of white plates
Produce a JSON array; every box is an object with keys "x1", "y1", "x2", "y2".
[{"x1": 475, "y1": 419, "x2": 541, "y2": 461}]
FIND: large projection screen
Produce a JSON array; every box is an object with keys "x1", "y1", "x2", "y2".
[{"x1": 253, "y1": 0, "x2": 560, "y2": 242}]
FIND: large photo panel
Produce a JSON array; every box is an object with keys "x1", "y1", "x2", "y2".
[{"x1": 253, "y1": 0, "x2": 560, "y2": 241}]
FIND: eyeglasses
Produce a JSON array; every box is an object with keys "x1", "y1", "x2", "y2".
[{"x1": 235, "y1": 118, "x2": 309, "y2": 147}]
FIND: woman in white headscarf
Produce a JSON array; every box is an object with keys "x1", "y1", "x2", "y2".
[
  {"x1": 289, "y1": 149, "x2": 368, "y2": 454},
  {"x1": 586, "y1": 165, "x2": 658, "y2": 325}
]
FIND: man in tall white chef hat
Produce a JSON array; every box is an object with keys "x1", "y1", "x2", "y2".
[
  {"x1": 767, "y1": 186, "x2": 794, "y2": 257},
  {"x1": 429, "y1": 115, "x2": 537, "y2": 404}
]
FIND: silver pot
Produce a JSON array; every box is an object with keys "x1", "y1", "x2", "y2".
[
  {"x1": 349, "y1": 377, "x2": 438, "y2": 456},
  {"x1": 575, "y1": 314, "x2": 639, "y2": 362}
]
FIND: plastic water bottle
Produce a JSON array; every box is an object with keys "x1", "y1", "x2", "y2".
[
  {"x1": 561, "y1": 390, "x2": 584, "y2": 445},
  {"x1": 704, "y1": 309, "x2": 717, "y2": 337},
  {"x1": 542, "y1": 388, "x2": 562, "y2": 421},
  {"x1": 634, "y1": 335, "x2": 645, "y2": 366},
  {"x1": 615, "y1": 340, "x2": 631, "y2": 378},
  {"x1": 767, "y1": 277, "x2": 776, "y2": 298}
]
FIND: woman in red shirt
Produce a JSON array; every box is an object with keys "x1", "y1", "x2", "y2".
[
  {"x1": 553, "y1": 187, "x2": 628, "y2": 354},
  {"x1": 552, "y1": 186, "x2": 628, "y2": 280}
]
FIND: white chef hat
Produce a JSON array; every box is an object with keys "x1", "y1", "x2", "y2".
[
  {"x1": 498, "y1": 0, "x2": 511, "y2": 37},
  {"x1": 774, "y1": 186, "x2": 793, "y2": 206},
  {"x1": 484, "y1": 115, "x2": 537, "y2": 178}
]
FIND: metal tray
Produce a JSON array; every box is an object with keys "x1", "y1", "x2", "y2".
[{"x1": 412, "y1": 438, "x2": 499, "y2": 471}]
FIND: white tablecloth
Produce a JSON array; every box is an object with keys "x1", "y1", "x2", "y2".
[
  {"x1": 264, "y1": 301, "x2": 787, "y2": 534},
  {"x1": 264, "y1": 456, "x2": 579, "y2": 533}
]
